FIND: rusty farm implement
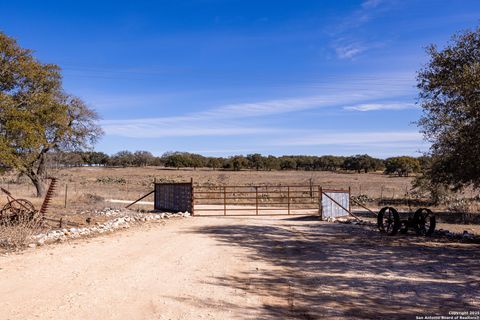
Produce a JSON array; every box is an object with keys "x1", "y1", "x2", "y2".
[
  {"x1": 350, "y1": 197, "x2": 437, "y2": 237},
  {"x1": 377, "y1": 206, "x2": 436, "y2": 236},
  {"x1": 0, "y1": 177, "x2": 57, "y2": 225}
]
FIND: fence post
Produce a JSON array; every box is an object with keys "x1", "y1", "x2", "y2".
[
  {"x1": 223, "y1": 186, "x2": 227, "y2": 216},
  {"x1": 287, "y1": 186, "x2": 290, "y2": 215},
  {"x1": 153, "y1": 182, "x2": 157, "y2": 210},
  {"x1": 309, "y1": 178, "x2": 313, "y2": 198},
  {"x1": 255, "y1": 186, "x2": 259, "y2": 215},
  {"x1": 64, "y1": 184, "x2": 68, "y2": 208},
  {"x1": 348, "y1": 186, "x2": 351, "y2": 213}
]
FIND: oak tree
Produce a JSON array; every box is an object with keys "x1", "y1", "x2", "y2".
[
  {"x1": 417, "y1": 27, "x2": 480, "y2": 189},
  {"x1": 0, "y1": 32, "x2": 102, "y2": 196}
]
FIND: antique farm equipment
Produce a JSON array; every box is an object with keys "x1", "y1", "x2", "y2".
[
  {"x1": 0, "y1": 177, "x2": 57, "y2": 224},
  {"x1": 377, "y1": 206, "x2": 436, "y2": 236},
  {"x1": 0, "y1": 188, "x2": 37, "y2": 223},
  {"x1": 39, "y1": 177, "x2": 57, "y2": 216}
]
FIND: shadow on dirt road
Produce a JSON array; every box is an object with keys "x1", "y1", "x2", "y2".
[{"x1": 193, "y1": 217, "x2": 480, "y2": 319}]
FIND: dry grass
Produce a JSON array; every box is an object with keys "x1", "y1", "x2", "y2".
[
  {"x1": 54, "y1": 166, "x2": 415, "y2": 198},
  {"x1": 0, "y1": 216, "x2": 41, "y2": 250}
]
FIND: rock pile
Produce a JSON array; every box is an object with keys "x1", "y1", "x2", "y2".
[
  {"x1": 77, "y1": 208, "x2": 123, "y2": 216},
  {"x1": 324, "y1": 216, "x2": 373, "y2": 226},
  {"x1": 28, "y1": 210, "x2": 190, "y2": 248},
  {"x1": 331, "y1": 217, "x2": 375, "y2": 226},
  {"x1": 434, "y1": 229, "x2": 479, "y2": 242}
]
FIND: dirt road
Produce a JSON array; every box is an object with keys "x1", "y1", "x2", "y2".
[{"x1": 1, "y1": 216, "x2": 479, "y2": 319}]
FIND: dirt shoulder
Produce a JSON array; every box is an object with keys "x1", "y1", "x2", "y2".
[{"x1": 1, "y1": 216, "x2": 479, "y2": 319}]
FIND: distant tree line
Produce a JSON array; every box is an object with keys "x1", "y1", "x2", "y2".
[{"x1": 39, "y1": 151, "x2": 427, "y2": 176}]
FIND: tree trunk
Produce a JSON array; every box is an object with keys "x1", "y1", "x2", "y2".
[
  {"x1": 32, "y1": 152, "x2": 48, "y2": 197},
  {"x1": 28, "y1": 173, "x2": 45, "y2": 197}
]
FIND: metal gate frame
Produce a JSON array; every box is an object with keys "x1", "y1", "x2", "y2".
[{"x1": 193, "y1": 184, "x2": 323, "y2": 216}]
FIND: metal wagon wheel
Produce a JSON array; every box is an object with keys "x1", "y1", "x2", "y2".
[
  {"x1": 413, "y1": 208, "x2": 436, "y2": 236},
  {"x1": 0, "y1": 199, "x2": 37, "y2": 224},
  {"x1": 377, "y1": 206, "x2": 400, "y2": 236}
]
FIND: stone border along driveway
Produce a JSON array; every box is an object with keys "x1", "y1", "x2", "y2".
[{"x1": 28, "y1": 208, "x2": 190, "y2": 248}]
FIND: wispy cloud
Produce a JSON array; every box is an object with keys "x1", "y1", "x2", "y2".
[
  {"x1": 334, "y1": 43, "x2": 367, "y2": 59},
  {"x1": 103, "y1": 124, "x2": 277, "y2": 139},
  {"x1": 101, "y1": 75, "x2": 414, "y2": 138},
  {"x1": 189, "y1": 148, "x2": 256, "y2": 155},
  {"x1": 278, "y1": 131, "x2": 423, "y2": 147},
  {"x1": 100, "y1": 94, "x2": 341, "y2": 138},
  {"x1": 328, "y1": 0, "x2": 391, "y2": 59},
  {"x1": 86, "y1": 92, "x2": 177, "y2": 109},
  {"x1": 344, "y1": 102, "x2": 417, "y2": 112},
  {"x1": 362, "y1": 0, "x2": 384, "y2": 9}
]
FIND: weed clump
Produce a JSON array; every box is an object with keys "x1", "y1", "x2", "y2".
[{"x1": 0, "y1": 216, "x2": 41, "y2": 251}]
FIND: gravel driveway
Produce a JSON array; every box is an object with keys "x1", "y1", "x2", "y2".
[{"x1": 0, "y1": 216, "x2": 478, "y2": 319}]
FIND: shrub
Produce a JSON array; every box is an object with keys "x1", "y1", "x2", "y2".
[
  {"x1": 351, "y1": 194, "x2": 374, "y2": 205},
  {"x1": 384, "y1": 156, "x2": 421, "y2": 177},
  {"x1": 80, "y1": 193, "x2": 105, "y2": 204},
  {"x1": 411, "y1": 174, "x2": 451, "y2": 205},
  {"x1": 447, "y1": 198, "x2": 475, "y2": 214},
  {"x1": 96, "y1": 176, "x2": 127, "y2": 184}
]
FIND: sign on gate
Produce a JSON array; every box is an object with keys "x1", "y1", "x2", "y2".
[
  {"x1": 154, "y1": 182, "x2": 193, "y2": 213},
  {"x1": 321, "y1": 188, "x2": 350, "y2": 219}
]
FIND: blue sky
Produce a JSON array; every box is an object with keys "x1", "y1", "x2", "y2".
[{"x1": 1, "y1": 0, "x2": 479, "y2": 158}]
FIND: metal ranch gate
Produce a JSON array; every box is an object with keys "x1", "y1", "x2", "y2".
[
  {"x1": 150, "y1": 180, "x2": 353, "y2": 219},
  {"x1": 193, "y1": 184, "x2": 320, "y2": 216}
]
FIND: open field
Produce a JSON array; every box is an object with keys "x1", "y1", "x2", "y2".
[
  {"x1": 1, "y1": 216, "x2": 479, "y2": 319},
  {"x1": 1, "y1": 166, "x2": 479, "y2": 230},
  {"x1": 1, "y1": 166, "x2": 415, "y2": 211}
]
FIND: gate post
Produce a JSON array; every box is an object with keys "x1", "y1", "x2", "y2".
[
  {"x1": 348, "y1": 186, "x2": 351, "y2": 214},
  {"x1": 318, "y1": 186, "x2": 323, "y2": 220},
  {"x1": 287, "y1": 186, "x2": 290, "y2": 215},
  {"x1": 255, "y1": 186, "x2": 259, "y2": 215},
  {"x1": 190, "y1": 178, "x2": 195, "y2": 216},
  {"x1": 223, "y1": 186, "x2": 227, "y2": 216}
]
